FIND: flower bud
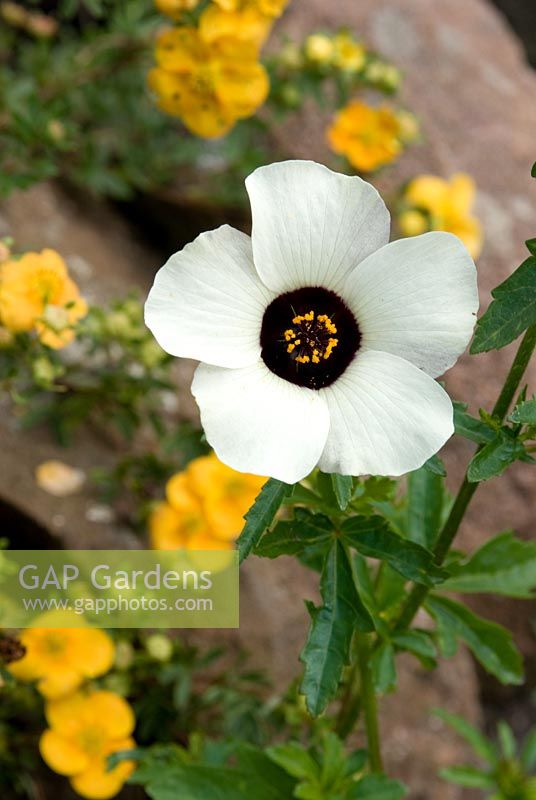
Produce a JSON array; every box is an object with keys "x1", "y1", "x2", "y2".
[
  {"x1": 145, "y1": 633, "x2": 173, "y2": 662},
  {"x1": 398, "y1": 209, "x2": 428, "y2": 237},
  {"x1": 114, "y1": 640, "x2": 135, "y2": 670},
  {"x1": 32, "y1": 356, "x2": 57, "y2": 386},
  {"x1": 305, "y1": 34, "x2": 334, "y2": 65}
]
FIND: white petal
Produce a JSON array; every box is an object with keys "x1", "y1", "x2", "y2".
[
  {"x1": 192, "y1": 361, "x2": 330, "y2": 483},
  {"x1": 145, "y1": 225, "x2": 274, "y2": 368},
  {"x1": 246, "y1": 160, "x2": 390, "y2": 294},
  {"x1": 344, "y1": 232, "x2": 478, "y2": 377},
  {"x1": 319, "y1": 350, "x2": 454, "y2": 477}
]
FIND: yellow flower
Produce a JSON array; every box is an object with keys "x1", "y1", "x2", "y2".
[
  {"x1": 401, "y1": 173, "x2": 483, "y2": 259},
  {"x1": 149, "y1": 452, "x2": 266, "y2": 549},
  {"x1": 398, "y1": 209, "x2": 428, "y2": 237},
  {"x1": 213, "y1": 0, "x2": 288, "y2": 17},
  {"x1": 0, "y1": 249, "x2": 87, "y2": 348},
  {"x1": 305, "y1": 33, "x2": 334, "y2": 64},
  {"x1": 155, "y1": 0, "x2": 199, "y2": 19},
  {"x1": 332, "y1": 32, "x2": 366, "y2": 72},
  {"x1": 148, "y1": 27, "x2": 269, "y2": 138},
  {"x1": 327, "y1": 101, "x2": 404, "y2": 172},
  {"x1": 9, "y1": 626, "x2": 115, "y2": 699},
  {"x1": 187, "y1": 453, "x2": 266, "y2": 541},
  {"x1": 40, "y1": 689, "x2": 135, "y2": 800},
  {"x1": 199, "y1": 4, "x2": 272, "y2": 50}
]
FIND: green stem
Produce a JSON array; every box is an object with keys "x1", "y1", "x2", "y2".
[
  {"x1": 335, "y1": 656, "x2": 361, "y2": 740},
  {"x1": 395, "y1": 324, "x2": 536, "y2": 631},
  {"x1": 356, "y1": 634, "x2": 383, "y2": 772}
]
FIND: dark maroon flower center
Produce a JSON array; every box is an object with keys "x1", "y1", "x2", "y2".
[{"x1": 260, "y1": 286, "x2": 361, "y2": 390}]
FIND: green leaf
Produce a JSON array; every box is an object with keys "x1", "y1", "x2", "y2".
[
  {"x1": 254, "y1": 509, "x2": 333, "y2": 559},
  {"x1": 439, "y1": 766, "x2": 495, "y2": 789},
  {"x1": 509, "y1": 396, "x2": 536, "y2": 424},
  {"x1": 407, "y1": 465, "x2": 446, "y2": 548},
  {"x1": 331, "y1": 474, "x2": 353, "y2": 511},
  {"x1": 300, "y1": 541, "x2": 374, "y2": 716},
  {"x1": 347, "y1": 774, "x2": 407, "y2": 799},
  {"x1": 433, "y1": 709, "x2": 498, "y2": 764},
  {"x1": 470, "y1": 257, "x2": 536, "y2": 353},
  {"x1": 521, "y1": 726, "x2": 536, "y2": 770},
  {"x1": 497, "y1": 721, "x2": 517, "y2": 759},
  {"x1": 342, "y1": 516, "x2": 448, "y2": 586},
  {"x1": 532, "y1": 162, "x2": 536, "y2": 179},
  {"x1": 426, "y1": 596, "x2": 523, "y2": 685},
  {"x1": 526, "y1": 238, "x2": 536, "y2": 257},
  {"x1": 441, "y1": 531, "x2": 536, "y2": 598},
  {"x1": 423, "y1": 454, "x2": 447, "y2": 477},
  {"x1": 371, "y1": 641, "x2": 397, "y2": 693},
  {"x1": 237, "y1": 479, "x2": 293, "y2": 563},
  {"x1": 133, "y1": 749, "x2": 294, "y2": 800},
  {"x1": 467, "y1": 430, "x2": 526, "y2": 482},
  {"x1": 266, "y1": 743, "x2": 319, "y2": 781},
  {"x1": 391, "y1": 630, "x2": 437, "y2": 661},
  {"x1": 454, "y1": 402, "x2": 496, "y2": 445}
]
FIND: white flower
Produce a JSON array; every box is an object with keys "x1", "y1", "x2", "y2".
[{"x1": 145, "y1": 161, "x2": 478, "y2": 483}]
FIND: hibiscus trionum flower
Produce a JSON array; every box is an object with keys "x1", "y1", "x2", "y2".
[{"x1": 145, "y1": 161, "x2": 478, "y2": 483}]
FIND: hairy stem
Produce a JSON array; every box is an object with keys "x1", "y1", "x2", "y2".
[
  {"x1": 356, "y1": 634, "x2": 383, "y2": 772},
  {"x1": 395, "y1": 323, "x2": 536, "y2": 631}
]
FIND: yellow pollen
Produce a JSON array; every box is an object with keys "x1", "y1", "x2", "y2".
[{"x1": 282, "y1": 310, "x2": 339, "y2": 366}]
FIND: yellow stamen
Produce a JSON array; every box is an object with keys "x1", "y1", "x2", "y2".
[{"x1": 282, "y1": 310, "x2": 339, "y2": 366}]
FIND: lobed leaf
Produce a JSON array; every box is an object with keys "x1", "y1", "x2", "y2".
[
  {"x1": 331, "y1": 474, "x2": 354, "y2": 511},
  {"x1": 300, "y1": 541, "x2": 374, "y2": 716},
  {"x1": 439, "y1": 766, "x2": 495, "y2": 789},
  {"x1": 433, "y1": 709, "x2": 498, "y2": 764},
  {"x1": 237, "y1": 479, "x2": 294, "y2": 563},
  {"x1": 371, "y1": 641, "x2": 397, "y2": 693},
  {"x1": 467, "y1": 430, "x2": 526, "y2": 482},
  {"x1": 254, "y1": 509, "x2": 333, "y2": 559},
  {"x1": 470, "y1": 256, "x2": 536, "y2": 353},
  {"x1": 346, "y1": 774, "x2": 407, "y2": 799},
  {"x1": 406, "y1": 465, "x2": 446, "y2": 549},
  {"x1": 426, "y1": 595, "x2": 523, "y2": 685},
  {"x1": 509, "y1": 395, "x2": 536, "y2": 424},
  {"x1": 342, "y1": 516, "x2": 448, "y2": 586},
  {"x1": 453, "y1": 402, "x2": 496, "y2": 445},
  {"x1": 423, "y1": 454, "x2": 447, "y2": 477},
  {"x1": 441, "y1": 531, "x2": 536, "y2": 598}
]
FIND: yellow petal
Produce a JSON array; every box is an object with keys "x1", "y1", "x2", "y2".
[
  {"x1": 448, "y1": 173, "x2": 476, "y2": 216},
  {"x1": 83, "y1": 691, "x2": 136, "y2": 739},
  {"x1": 398, "y1": 209, "x2": 429, "y2": 238},
  {"x1": 40, "y1": 730, "x2": 91, "y2": 776},
  {"x1": 187, "y1": 531, "x2": 233, "y2": 550},
  {"x1": 449, "y1": 217, "x2": 484, "y2": 260},
  {"x1": 199, "y1": 5, "x2": 272, "y2": 49},
  {"x1": 76, "y1": 629, "x2": 115, "y2": 679},
  {"x1": 405, "y1": 175, "x2": 448, "y2": 211},
  {"x1": 166, "y1": 471, "x2": 199, "y2": 511},
  {"x1": 179, "y1": 101, "x2": 236, "y2": 138},
  {"x1": 70, "y1": 739, "x2": 136, "y2": 800},
  {"x1": 45, "y1": 691, "x2": 89, "y2": 735},
  {"x1": 154, "y1": 27, "x2": 206, "y2": 72},
  {"x1": 214, "y1": 60, "x2": 269, "y2": 118},
  {"x1": 37, "y1": 668, "x2": 83, "y2": 699}
]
